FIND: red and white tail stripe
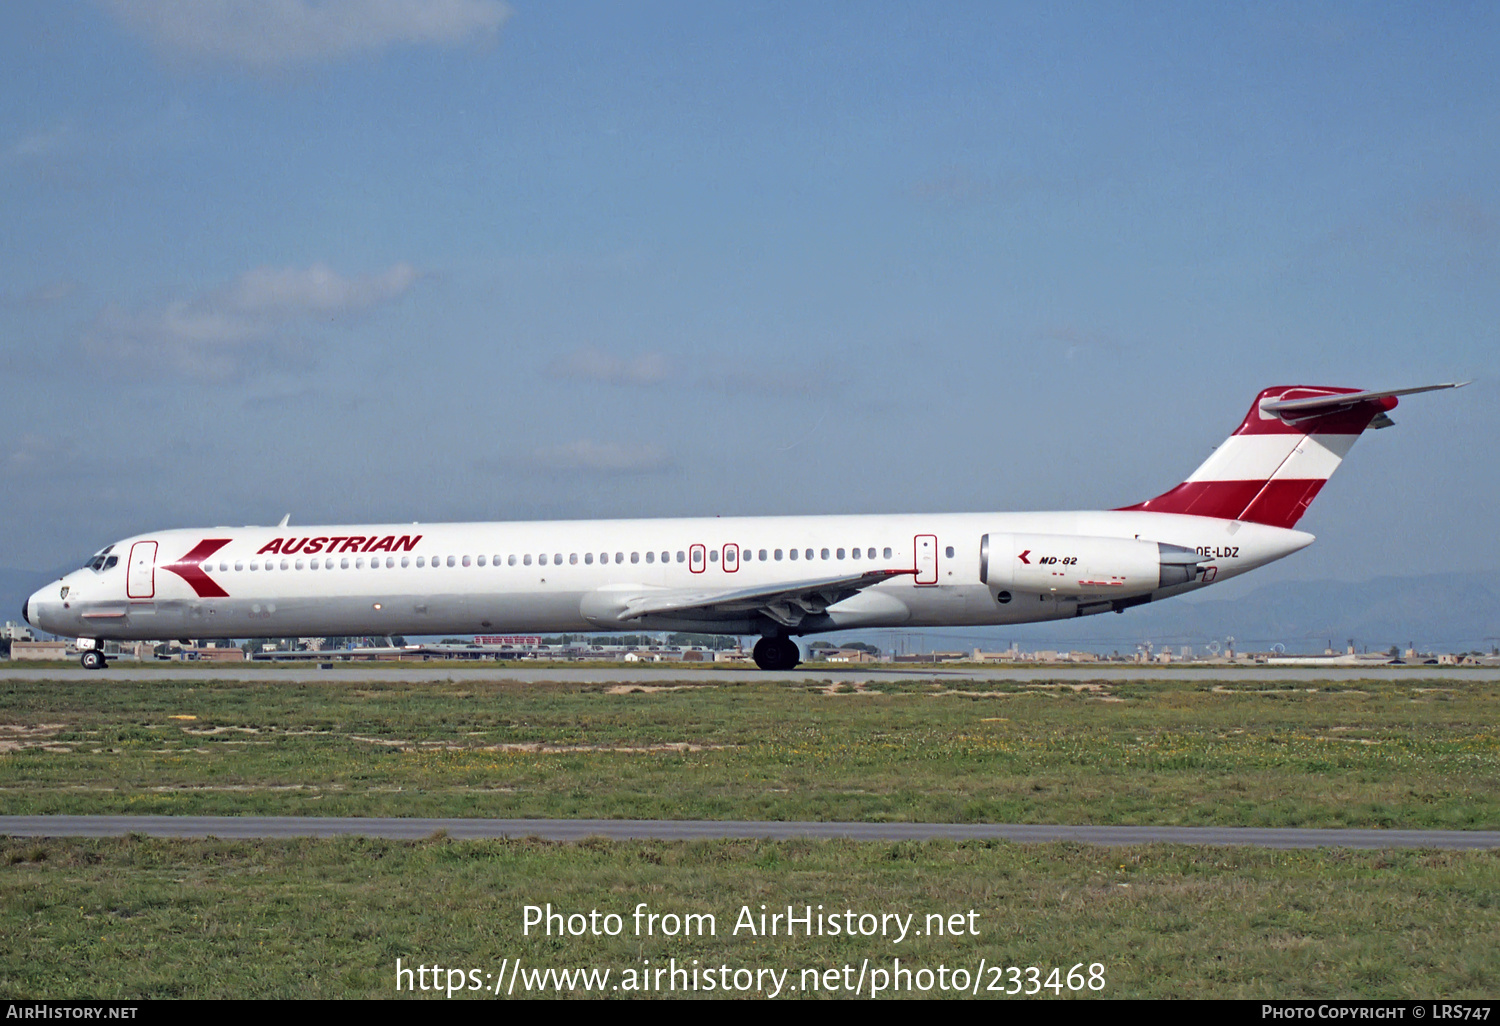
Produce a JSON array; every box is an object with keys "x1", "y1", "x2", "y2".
[{"x1": 1118, "y1": 386, "x2": 1396, "y2": 529}]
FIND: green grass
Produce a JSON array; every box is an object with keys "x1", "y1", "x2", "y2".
[
  {"x1": 0, "y1": 835, "x2": 1495, "y2": 999},
  {"x1": 0, "y1": 676, "x2": 1495, "y2": 827}
]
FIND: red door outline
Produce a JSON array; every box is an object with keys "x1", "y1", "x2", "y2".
[
  {"x1": 689, "y1": 543, "x2": 706, "y2": 574},
  {"x1": 127, "y1": 541, "x2": 157, "y2": 598},
  {"x1": 914, "y1": 534, "x2": 938, "y2": 585},
  {"x1": 723, "y1": 543, "x2": 739, "y2": 573}
]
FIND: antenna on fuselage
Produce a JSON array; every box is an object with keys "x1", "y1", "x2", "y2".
[{"x1": 277, "y1": 514, "x2": 290, "y2": 527}]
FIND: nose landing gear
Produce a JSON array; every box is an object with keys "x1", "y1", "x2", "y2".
[
  {"x1": 752, "y1": 636, "x2": 801, "y2": 671},
  {"x1": 80, "y1": 649, "x2": 107, "y2": 671}
]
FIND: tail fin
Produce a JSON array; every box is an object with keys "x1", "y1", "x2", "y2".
[{"x1": 1118, "y1": 383, "x2": 1464, "y2": 528}]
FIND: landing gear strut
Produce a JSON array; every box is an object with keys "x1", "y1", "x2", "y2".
[
  {"x1": 752, "y1": 637, "x2": 800, "y2": 671},
  {"x1": 80, "y1": 649, "x2": 107, "y2": 671}
]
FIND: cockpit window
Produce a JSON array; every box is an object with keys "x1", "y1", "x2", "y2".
[{"x1": 84, "y1": 544, "x2": 117, "y2": 572}]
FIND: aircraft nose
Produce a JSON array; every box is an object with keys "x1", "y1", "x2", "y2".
[{"x1": 22, "y1": 594, "x2": 33, "y2": 627}]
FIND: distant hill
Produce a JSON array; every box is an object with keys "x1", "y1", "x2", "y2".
[
  {"x1": 1130, "y1": 572, "x2": 1500, "y2": 651},
  {"x1": 921, "y1": 572, "x2": 1500, "y2": 654}
]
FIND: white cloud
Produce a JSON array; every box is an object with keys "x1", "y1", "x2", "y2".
[
  {"x1": 83, "y1": 262, "x2": 420, "y2": 379},
  {"x1": 102, "y1": 0, "x2": 512, "y2": 69},
  {"x1": 85, "y1": 302, "x2": 262, "y2": 380},
  {"x1": 533, "y1": 440, "x2": 672, "y2": 474},
  {"x1": 548, "y1": 346, "x2": 672, "y2": 386},
  {"x1": 3, "y1": 434, "x2": 79, "y2": 477},
  {"x1": 6, "y1": 124, "x2": 74, "y2": 162},
  {"x1": 24, "y1": 281, "x2": 80, "y2": 306},
  {"x1": 1, "y1": 280, "x2": 80, "y2": 309},
  {"x1": 228, "y1": 262, "x2": 419, "y2": 316}
]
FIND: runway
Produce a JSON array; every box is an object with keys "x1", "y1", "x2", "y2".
[
  {"x1": 3, "y1": 816, "x2": 1497, "y2": 849},
  {"x1": 4, "y1": 664, "x2": 1498, "y2": 684}
]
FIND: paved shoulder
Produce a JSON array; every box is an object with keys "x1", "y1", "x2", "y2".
[{"x1": 2, "y1": 816, "x2": 1496, "y2": 849}]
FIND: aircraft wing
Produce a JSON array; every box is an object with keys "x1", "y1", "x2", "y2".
[{"x1": 616, "y1": 568, "x2": 916, "y2": 628}]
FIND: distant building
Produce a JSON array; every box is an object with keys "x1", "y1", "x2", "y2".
[
  {"x1": 9, "y1": 641, "x2": 70, "y2": 660},
  {"x1": 814, "y1": 648, "x2": 879, "y2": 663}
]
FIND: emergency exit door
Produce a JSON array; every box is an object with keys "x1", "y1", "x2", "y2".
[{"x1": 914, "y1": 534, "x2": 938, "y2": 585}]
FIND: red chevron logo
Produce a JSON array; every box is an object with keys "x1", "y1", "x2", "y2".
[
  {"x1": 1017, "y1": 549, "x2": 1031, "y2": 564},
  {"x1": 162, "y1": 539, "x2": 232, "y2": 598}
]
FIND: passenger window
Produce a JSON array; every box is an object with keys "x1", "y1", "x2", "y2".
[
  {"x1": 758, "y1": 549, "x2": 767, "y2": 561},
  {"x1": 401, "y1": 557, "x2": 410, "y2": 568},
  {"x1": 554, "y1": 553, "x2": 562, "y2": 564},
  {"x1": 508, "y1": 555, "x2": 517, "y2": 566},
  {"x1": 709, "y1": 550, "x2": 718, "y2": 563},
  {"x1": 836, "y1": 548, "x2": 845, "y2": 559},
  {"x1": 820, "y1": 549, "x2": 829, "y2": 560},
  {"x1": 616, "y1": 552, "x2": 624, "y2": 564},
  {"x1": 661, "y1": 551, "x2": 669, "y2": 563},
  {"x1": 631, "y1": 552, "x2": 640, "y2": 564},
  {"x1": 477, "y1": 555, "x2": 486, "y2": 567},
  {"x1": 539, "y1": 554, "x2": 548, "y2": 566},
  {"x1": 883, "y1": 547, "x2": 892, "y2": 559},
  {"x1": 774, "y1": 549, "x2": 783, "y2": 560},
  {"x1": 851, "y1": 548, "x2": 861, "y2": 560},
  {"x1": 447, "y1": 555, "x2": 457, "y2": 567},
  {"x1": 219, "y1": 562, "x2": 227, "y2": 572},
  {"x1": 462, "y1": 555, "x2": 471, "y2": 567},
  {"x1": 945, "y1": 546, "x2": 955, "y2": 558},
  {"x1": 789, "y1": 549, "x2": 797, "y2": 560},
  {"x1": 356, "y1": 558, "x2": 365, "y2": 569},
  {"x1": 250, "y1": 561, "x2": 259, "y2": 571},
  {"x1": 867, "y1": 548, "x2": 876, "y2": 559},
  {"x1": 295, "y1": 559, "x2": 304, "y2": 570},
  {"x1": 340, "y1": 558, "x2": 350, "y2": 569},
  {"x1": 585, "y1": 552, "x2": 594, "y2": 565},
  {"x1": 806, "y1": 549, "x2": 815, "y2": 560},
  {"x1": 645, "y1": 551, "x2": 654, "y2": 563},
  {"x1": 570, "y1": 553, "x2": 578, "y2": 565},
  {"x1": 524, "y1": 554, "x2": 533, "y2": 566},
  {"x1": 677, "y1": 551, "x2": 685, "y2": 563},
  {"x1": 416, "y1": 557, "x2": 425, "y2": 568}
]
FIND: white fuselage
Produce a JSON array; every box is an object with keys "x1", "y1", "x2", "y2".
[{"x1": 25, "y1": 510, "x2": 1312, "y2": 643}]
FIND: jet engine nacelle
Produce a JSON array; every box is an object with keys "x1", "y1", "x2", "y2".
[{"x1": 980, "y1": 533, "x2": 1203, "y2": 598}]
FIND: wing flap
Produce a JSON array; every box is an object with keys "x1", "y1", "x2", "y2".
[{"x1": 617, "y1": 568, "x2": 915, "y2": 626}]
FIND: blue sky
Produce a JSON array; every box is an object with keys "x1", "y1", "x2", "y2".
[{"x1": 3, "y1": 1, "x2": 1496, "y2": 593}]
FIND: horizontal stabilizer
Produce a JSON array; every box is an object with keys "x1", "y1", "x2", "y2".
[{"x1": 1260, "y1": 382, "x2": 1468, "y2": 421}]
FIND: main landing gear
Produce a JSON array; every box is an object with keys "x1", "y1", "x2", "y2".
[
  {"x1": 80, "y1": 649, "x2": 108, "y2": 671},
  {"x1": 752, "y1": 636, "x2": 800, "y2": 671}
]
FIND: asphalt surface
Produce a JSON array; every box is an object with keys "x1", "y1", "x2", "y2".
[
  {"x1": 3, "y1": 816, "x2": 1497, "y2": 848},
  {"x1": 4, "y1": 665, "x2": 1497, "y2": 683}
]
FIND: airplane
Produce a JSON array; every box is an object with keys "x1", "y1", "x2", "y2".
[{"x1": 22, "y1": 382, "x2": 1466, "y2": 671}]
